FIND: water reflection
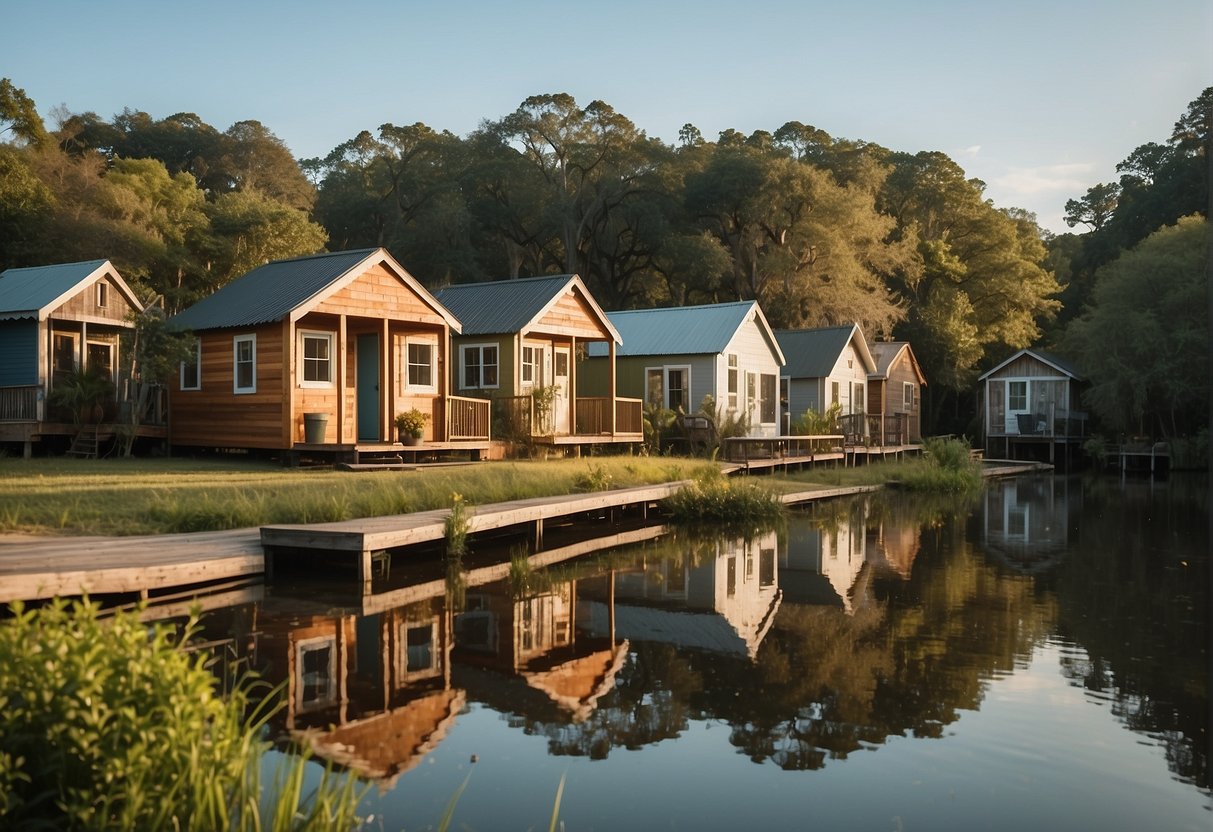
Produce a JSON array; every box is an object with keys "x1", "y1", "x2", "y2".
[{"x1": 127, "y1": 475, "x2": 1207, "y2": 816}]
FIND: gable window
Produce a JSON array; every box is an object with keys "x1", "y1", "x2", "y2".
[
  {"x1": 760, "y1": 373, "x2": 776, "y2": 424},
  {"x1": 233, "y1": 334, "x2": 256, "y2": 394},
  {"x1": 299, "y1": 331, "x2": 334, "y2": 388},
  {"x1": 96, "y1": 282, "x2": 109, "y2": 309},
  {"x1": 405, "y1": 337, "x2": 437, "y2": 392},
  {"x1": 180, "y1": 338, "x2": 201, "y2": 391},
  {"x1": 462, "y1": 344, "x2": 498, "y2": 389},
  {"x1": 903, "y1": 382, "x2": 915, "y2": 411},
  {"x1": 726, "y1": 354, "x2": 738, "y2": 411}
]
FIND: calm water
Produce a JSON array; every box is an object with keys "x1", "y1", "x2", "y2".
[{"x1": 197, "y1": 474, "x2": 1209, "y2": 830}]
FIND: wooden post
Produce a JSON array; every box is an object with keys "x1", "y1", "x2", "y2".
[
  {"x1": 337, "y1": 315, "x2": 347, "y2": 443},
  {"x1": 359, "y1": 548, "x2": 372, "y2": 595},
  {"x1": 608, "y1": 341, "x2": 617, "y2": 435},
  {"x1": 381, "y1": 318, "x2": 390, "y2": 441},
  {"x1": 569, "y1": 336, "x2": 577, "y2": 435}
]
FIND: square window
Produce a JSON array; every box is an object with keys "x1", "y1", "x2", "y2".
[
  {"x1": 406, "y1": 339, "x2": 436, "y2": 391},
  {"x1": 461, "y1": 345, "x2": 498, "y2": 389}
]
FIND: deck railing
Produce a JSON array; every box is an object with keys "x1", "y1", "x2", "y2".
[
  {"x1": 446, "y1": 395, "x2": 491, "y2": 441},
  {"x1": 0, "y1": 386, "x2": 40, "y2": 421},
  {"x1": 573, "y1": 396, "x2": 644, "y2": 436},
  {"x1": 865, "y1": 413, "x2": 908, "y2": 446},
  {"x1": 988, "y1": 407, "x2": 1088, "y2": 439},
  {"x1": 614, "y1": 397, "x2": 643, "y2": 435}
]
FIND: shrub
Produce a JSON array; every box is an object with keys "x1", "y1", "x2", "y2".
[
  {"x1": 794, "y1": 402, "x2": 842, "y2": 436},
  {"x1": 896, "y1": 437, "x2": 983, "y2": 493},
  {"x1": 0, "y1": 598, "x2": 365, "y2": 830},
  {"x1": 665, "y1": 470, "x2": 784, "y2": 524}
]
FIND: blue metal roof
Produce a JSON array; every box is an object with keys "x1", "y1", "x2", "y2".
[
  {"x1": 170, "y1": 249, "x2": 375, "y2": 330},
  {"x1": 586, "y1": 301, "x2": 759, "y2": 357},
  {"x1": 776, "y1": 325, "x2": 861, "y2": 378},
  {"x1": 0, "y1": 260, "x2": 110, "y2": 318},
  {"x1": 435, "y1": 274, "x2": 579, "y2": 336}
]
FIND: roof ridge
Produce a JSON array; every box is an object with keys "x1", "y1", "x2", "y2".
[{"x1": 609, "y1": 300, "x2": 753, "y2": 315}]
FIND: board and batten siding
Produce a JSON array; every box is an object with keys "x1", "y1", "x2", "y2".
[{"x1": 47, "y1": 273, "x2": 138, "y2": 325}]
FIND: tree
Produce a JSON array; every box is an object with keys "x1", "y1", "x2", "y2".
[
  {"x1": 0, "y1": 146, "x2": 55, "y2": 268},
  {"x1": 0, "y1": 78, "x2": 47, "y2": 146},
  {"x1": 1064, "y1": 182, "x2": 1120, "y2": 230},
  {"x1": 1062, "y1": 215, "x2": 1208, "y2": 438}
]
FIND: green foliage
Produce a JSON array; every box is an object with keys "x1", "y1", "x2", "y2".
[
  {"x1": 894, "y1": 437, "x2": 983, "y2": 493},
  {"x1": 665, "y1": 469, "x2": 784, "y2": 525},
  {"x1": 444, "y1": 492, "x2": 470, "y2": 556},
  {"x1": 642, "y1": 402, "x2": 676, "y2": 455},
  {"x1": 46, "y1": 366, "x2": 116, "y2": 424},
  {"x1": 574, "y1": 463, "x2": 613, "y2": 492},
  {"x1": 794, "y1": 402, "x2": 842, "y2": 435},
  {"x1": 0, "y1": 598, "x2": 365, "y2": 829},
  {"x1": 394, "y1": 407, "x2": 429, "y2": 437}
]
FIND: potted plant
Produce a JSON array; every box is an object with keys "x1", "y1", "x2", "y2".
[{"x1": 395, "y1": 408, "x2": 429, "y2": 445}]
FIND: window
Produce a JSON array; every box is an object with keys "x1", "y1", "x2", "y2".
[
  {"x1": 86, "y1": 342, "x2": 113, "y2": 381},
  {"x1": 646, "y1": 368, "x2": 663, "y2": 406},
  {"x1": 746, "y1": 371, "x2": 756, "y2": 415},
  {"x1": 52, "y1": 333, "x2": 77, "y2": 382},
  {"x1": 645, "y1": 366, "x2": 691, "y2": 411},
  {"x1": 831, "y1": 381, "x2": 840, "y2": 407},
  {"x1": 299, "y1": 331, "x2": 334, "y2": 388},
  {"x1": 760, "y1": 373, "x2": 776, "y2": 424},
  {"x1": 96, "y1": 282, "x2": 109, "y2": 308},
  {"x1": 1008, "y1": 380, "x2": 1028, "y2": 411},
  {"x1": 233, "y1": 334, "x2": 256, "y2": 394},
  {"x1": 726, "y1": 354, "x2": 738, "y2": 410},
  {"x1": 903, "y1": 382, "x2": 915, "y2": 411},
  {"x1": 180, "y1": 339, "x2": 201, "y2": 391},
  {"x1": 520, "y1": 344, "x2": 540, "y2": 387},
  {"x1": 295, "y1": 636, "x2": 336, "y2": 711},
  {"x1": 405, "y1": 337, "x2": 437, "y2": 392},
  {"x1": 852, "y1": 382, "x2": 865, "y2": 414},
  {"x1": 461, "y1": 344, "x2": 498, "y2": 389}
]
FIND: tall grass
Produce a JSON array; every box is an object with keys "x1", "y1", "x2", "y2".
[
  {"x1": 894, "y1": 437, "x2": 984, "y2": 493},
  {"x1": 665, "y1": 469, "x2": 784, "y2": 525},
  {"x1": 0, "y1": 598, "x2": 366, "y2": 830}
]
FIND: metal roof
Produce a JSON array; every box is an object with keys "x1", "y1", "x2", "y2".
[
  {"x1": 776, "y1": 324, "x2": 874, "y2": 378},
  {"x1": 436, "y1": 274, "x2": 582, "y2": 336},
  {"x1": 586, "y1": 301, "x2": 767, "y2": 357},
  {"x1": 869, "y1": 341, "x2": 926, "y2": 384},
  {"x1": 170, "y1": 249, "x2": 376, "y2": 330},
  {"x1": 0, "y1": 259, "x2": 111, "y2": 319},
  {"x1": 978, "y1": 348, "x2": 1082, "y2": 381}
]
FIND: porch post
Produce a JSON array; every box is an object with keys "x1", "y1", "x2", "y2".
[
  {"x1": 569, "y1": 336, "x2": 577, "y2": 435},
  {"x1": 337, "y1": 315, "x2": 347, "y2": 443},
  {"x1": 608, "y1": 341, "x2": 617, "y2": 435},
  {"x1": 381, "y1": 319, "x2": 390, "y2": 442}
]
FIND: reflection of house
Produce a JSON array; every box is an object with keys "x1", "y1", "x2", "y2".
[
  {"x1": 979, "y1": 348, "x2": 1085, "y2": 462},
  {"x1": 777, "y1": 324, "x2": 876, "y2": 439},
  {"x1": 435, "y1": 274, "x2": 642, "y2": 447},
  {"x1": 169, "y1": 248, "x2": 489, "y2": 458},
  {"x1": 980, "y1": 476, "x2": 1074, "y2": 572},
  {"x1": 256, "y1": 597, "x2": 460, "y2": 785},
  {"x1": 453, "y1": 577, "x2": 626, "y2": 722},
  {"x1": 0, "y1": 259, "x2": 162, "y2": 456},
  {"x1": 867, "y1": 341, "x2": 926, "y2": 445},
  {"x1": 779, "y1": 504, "x2": 875, "y2": 612},
  {"x1": 582, "y1": 301, "x2": 786, "y2": 438},
  {"x1": 585, "y1": 533, "x2": 782, "y2": 658}
]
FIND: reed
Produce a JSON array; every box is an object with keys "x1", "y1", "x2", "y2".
[
  {"x1": 665, "y1": 470, "x2": 784, "y2": 524},
  {"x1": 0, "y1": 598, "x2": 366, "y2": 830}
]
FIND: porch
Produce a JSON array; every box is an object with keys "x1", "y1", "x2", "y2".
[
  {"x1": 494, "y1": 395, "x2": 644, "y2": 445},
  {"x1": 836, "y1": 413, "x2": 916, "y2": 448},
  {"x1": 0, "y1": 382, "x2": 169, "y2": 457}
]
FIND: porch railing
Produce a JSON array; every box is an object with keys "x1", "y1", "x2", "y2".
[
  {"x1": 614, "y1": 397, "x2": 643, "y2": 435},
  {"x1": 446, "y1": 395, "x2": 491, "y2": 441},
  {"x1": 0, "y1": 386, "x2": 40, "y2": 421},
  {"x1": 573, "y1": 396, "x2": 644, "y2": 436},
  {"x1": 865, "y1": 413, "x2": 908, "y2": 446},
  {"x1": 988, "y1": 407, "x2": 1088, "y2": 439}
]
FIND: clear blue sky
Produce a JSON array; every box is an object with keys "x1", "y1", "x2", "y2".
[{"x1": 7, "y1": 0, "x2": 1211, "y2": 233}]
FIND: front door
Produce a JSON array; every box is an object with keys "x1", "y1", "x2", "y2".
[
  {"x1": 356, "y1": 334, "x2": 380, "y2": 441},
  {"x1": 553, "y1": 346, "x2": 571, "y2": 434}
]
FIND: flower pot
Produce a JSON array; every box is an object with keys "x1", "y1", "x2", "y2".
[{"x1": 401, "y1": 432, "x2": 422, "y2": 446}]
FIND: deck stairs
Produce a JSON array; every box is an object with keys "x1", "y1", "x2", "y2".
[{"x1": 67, "y1": 425, "x2": 101, "y2": 458}]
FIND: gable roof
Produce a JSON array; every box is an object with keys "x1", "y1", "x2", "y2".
[
  {"x1": 978, "y1": 347, "x2": 1082, "y2": 381},
  {"x1": 169, "y1": 248, "x2": 459, "y2": 332},
  {"x1": 776, "y1": 324, "x2": 875, "y2": 378},
  {"x1": 0, "y1": 259, "x2": 143, "y2": 321},
  {"x1": 435, "y1": 274, "x2": 619, "y2": 342},
  {"x1": 586, "y1": 301, "x2": 784, "y2": 362},
  {"x1": 869, "y1": 341, "x2": 927, "y2": 385}
]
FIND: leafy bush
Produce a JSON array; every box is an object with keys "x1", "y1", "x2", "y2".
[
  {"x1": 794, "y1": 402, "x2": 842, "y2": 435},
  {"x1": 665, "y1": 470, "x2": 784, "y2": 524},
  {"x1": 895, "y1": 437, "x2": 983, "y2": 493},
  {"x1": 574, "y1": 463, "x2": 613, "y2": 492},
  {"x1": 0, "y1": 599, "x2": 365, "y2": 830}
]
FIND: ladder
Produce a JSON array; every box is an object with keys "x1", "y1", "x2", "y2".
[{"x1": 67, "y1": 425, "x2": 101, "y2": 458}]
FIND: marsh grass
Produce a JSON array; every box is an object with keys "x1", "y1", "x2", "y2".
[
  {"x1": 665, "y1": 469, "x2": 784, "y2": 524},
  {"x1": 0, "y1": 598, "x2": 366, "y2": 830},
  {"x1": 0, "y1": 457, "x2": 717, "y2": 536}
]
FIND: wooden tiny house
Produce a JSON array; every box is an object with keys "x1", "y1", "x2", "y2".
[
  {"x1": 169, "y1": 248, "x2": 489, "y2": 459},
  {"x1": 436, "y1": 274, "x2": 642, "y2": 448},
  {"x1": 979, "y1": 348, "x2": 1085, "y2": 462},
  {"x1": 0, "y1": 259, "x2": 161, "y2": 457},
  {"x1": 867, "y1": 341, "x2": 926, "y2": 445}
]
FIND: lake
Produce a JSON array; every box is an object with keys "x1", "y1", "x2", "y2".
[{"x1": 179, "y1": 474, "x2": 1211, "y2": 829}]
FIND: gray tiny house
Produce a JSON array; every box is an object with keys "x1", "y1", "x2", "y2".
[{"x1": 979, "y1": 348, "x2": 1085, "y2": 462}]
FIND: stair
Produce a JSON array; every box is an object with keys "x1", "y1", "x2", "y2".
[{"x1": 67, "y1": 425, "x2": 101, "y2": 458}]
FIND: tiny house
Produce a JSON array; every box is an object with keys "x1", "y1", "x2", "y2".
[
  {"x1": 867, "y1": 341, "x2": 926, "y2": 444},
  {"x1": 776, "y1": 324, "x2": 876, "y2": 437},
  {"x1": 169, "y1": 248, "x2": 488, "y2": 458},
  {"x1": 435, "y1": 274, "x2": 641, "y2": 448},
  {"x1": 0, "y1": 259, "x2": 156, "y2": 456},
  {"x1": 979, "y1": 348, "x2": 1085, "y2": 462},
  {"x1": 581, "y1": 301, "x2": 786, "y2": 438}
]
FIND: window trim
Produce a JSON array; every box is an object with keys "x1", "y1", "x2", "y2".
[
  {"x1": 645, "y1": 364, "x2": 691, "y2": 411},
  {"x1": 903, "y1": 381, "x2": 915, "y2": 411},
  {"x1": 233, "y1": 334, "x2": 256, "y2": 394},
  {"x1": 404, "y1": 335, "x2": 438, "y2": 394},
  {"x1": 298, "y1": 330, "x2": 335, "y2": 389},
  {"x1": 460, "y1": 343, "x2": 499, "y2": 390},
  {"x1": 726, "y1": 354, "x2": 738, "y2": 412},
  {"x1": 96, "y1": 281, "x2": 109, "y2": 309},
  {"x1": 180, "y1": 338, "x2": 202, "y2": 391},
  {"x1": 759, "y1": 372, "x2": 777, "y2": 425},
  {"x1": 294, "y1": 635, "x2": 337, "y2": 712}
]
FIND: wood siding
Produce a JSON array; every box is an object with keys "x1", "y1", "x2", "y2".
[
  {"x1": 986, "y1": 353, "x2": 1059, "y2": 381},
  {"x1": 47, "y1": 274, "x2": 138, "y2": 325},
  {"x1": 313, "y1": 263, "x2": 447, "y2": 326},
  {"x1": 530, "y1": 290, "x2": 612, "y2": 340},
  {"x1": 719, "y1": 319, "x2": 783, "y2": 437}
]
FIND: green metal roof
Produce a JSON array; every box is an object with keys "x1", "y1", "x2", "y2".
[
  {"x1": 0, "y1": 260, "x2": 111, "y2": 319},
  {"x1": 170, "y1": 249, "x2": 375, "y2": 330},
  {"x1": 587, "y1": 301, "x2": 764, "y2": 357},
  {"x1": 435, "y1": 274, "x2": 580, "y2": 336},
  {"x1": 776, "y1": 325, "x2": 873, "y2": 378}
]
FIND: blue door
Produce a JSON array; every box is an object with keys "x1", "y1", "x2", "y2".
[{"x1": 356, "y1": 334, "x2": 380, "y2": 441}]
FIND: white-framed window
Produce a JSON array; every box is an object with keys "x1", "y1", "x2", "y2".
[
  {"x1": 760, "y1": 373, "x2": 776, "y2": 424},
  {"x1": 180, "y1": 338, "x2": 201, "y2": 391},
  {"x1": 396, "y1": 618, "x2": 440, "y2": 681},
  {"x1": 295, "y1": 635, "x2": 337, "y2": 712},
  {"x1": 1008, "y1": 380, "x2": 1028, "y2": 411},
  {"x1": 852, "y1": 382, "x2": 865, "y2": 414},
  {"x1": 233, "y1": 334, "x2": 256, "y2": 394},
  {"x1": 831, "y1": 380, "x2": 840, "y2": 407},
  {"x1": 726, "y1": 354, "x2": 738, "y2": 411},
  {"x1": 746, "y1": 371, "x2": 756, "y2": 416},
  {"x1": 461, "y1": 344, "x2": 499, "y2": 389},
  {"x1": 645, "y1": 365, "x2": 691, "y2": 411},
  {"x1": 404, "y1": 336, "x2": 437, "y2": 393},
  {"x1": 96, "y1": 282, "x2": 109, "y2": 308},
  {"x1": 298, "y1": 330, "x2": 334, "y2": 388},
  {"x1": 520, "y1": 344, "x2": 541, "y2": 388},
  {"x1": 903, "y1": 382, "x2": 915, "y2": 411}
]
